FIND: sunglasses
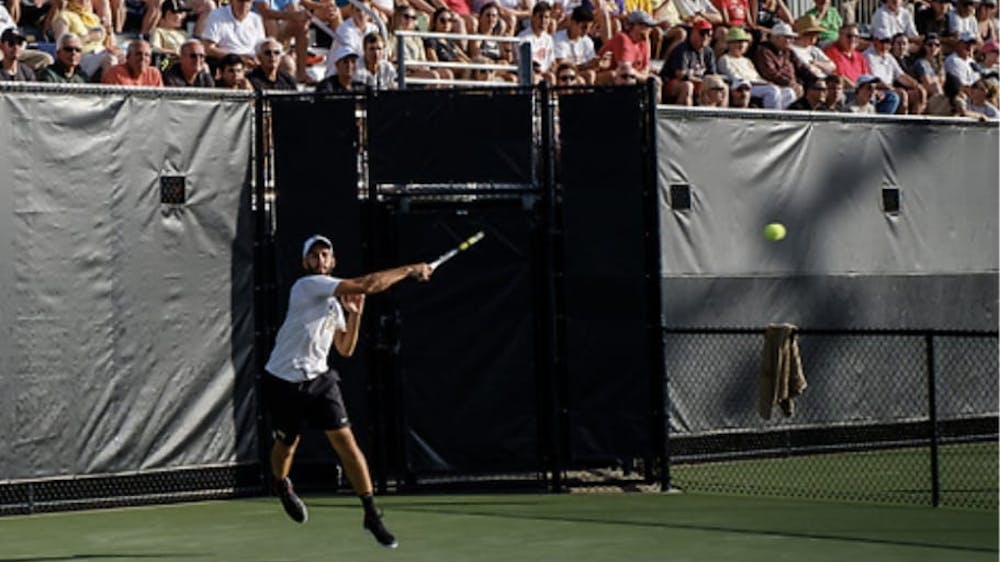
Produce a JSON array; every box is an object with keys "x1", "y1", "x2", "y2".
[
  {"x1": 402, "y1": 12, "x2": 417, "y2": 18},
  {"x1": 263, "y1": 49, "x2": 283, "y2": 55},
  {"x1": 188, "y1": 52, "x2": 206, "y2": 59},
  {"x1": 618, "y1": 74, "x2": 638, "y2": 80},
  {"x1": 62, "y1": 46, "x2": 83, "y2": 52},
  {"x1": 439, "y1": 16, "x2": 454, "y2": 22},
  {"x1": 557, "y1": 74, "x2": 576, "y2": 81},
  {"x1": 698, "y1": 29, "x2": 712, "y2": 35}
]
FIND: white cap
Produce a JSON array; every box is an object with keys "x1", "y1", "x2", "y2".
[
  {"x1": 770, "y1": 22, "x2": 798, "y2": 38},
  {"x1": 302, "y1": 234, "x2": 333, "y2": 258},
  {"x1": 732, "y1": 77, "x2": 752, "y2": 90},
  {"x1": 331, "y1": 44, "x2": 360, "y2": 64}
]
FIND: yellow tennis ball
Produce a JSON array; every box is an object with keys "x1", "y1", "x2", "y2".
[
  {"x1": 459, "y1": 242, "x2": 469, "y2": 250},
  {"x1": 764, "y1": 223, "x2": 787, "y2": 241}
]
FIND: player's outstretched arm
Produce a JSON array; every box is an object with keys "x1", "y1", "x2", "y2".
[{"x1": 334, "y1": 263, "x2": 432, "y2": 296}]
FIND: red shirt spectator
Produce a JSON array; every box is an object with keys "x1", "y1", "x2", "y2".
[
  {"x1": 823, "y1": 23, "x2": 869, "y2": 85},
  {"x1": 597, "y1": 10, "x2": 655, "y2": 73},
  {"x1": 102, "y1": 39, "x2": 164, "y2": 86},
  {"x1": 713, "y1": 0, "x2": 749, "y2": 27}
]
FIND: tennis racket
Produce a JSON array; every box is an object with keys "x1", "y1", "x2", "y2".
[{"x1": 429, "y1": 231, "x2": 485, "y2": 271}]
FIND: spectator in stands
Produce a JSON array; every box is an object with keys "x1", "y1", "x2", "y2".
[
  {"x1": 0, "y1": 27, "x2": 34, "y2": 80},
  {"x1": 697, "y1": 72, "x2": 729, "y2": 105},
  {"x1": 357, "y1": 31, "x2": 397, "y2": 88},
  {"x1": 597, "y1": 9, "x2": 657, "y2": 85},
  {"x1": 554, "y1": 60, "x2": 582, "y2": 84},
  {"x1": 866, "y1": 30, "x2": 926, "y2": 113},
  {"x1": 103, "y1": 39, "x2": 164, "y2": 86},
  {"x1": 53, "y1": 0, "x2": 120, "y2": 78},
  {"x1": 979, "y1": 39, "x2": 999, "y2": 77},
  {"x1": 611, "y1": 59, "x2": 640, "y2": 83},
  {"x1": 673, "y1": 0, "x2": 722, "y2": 25},
  {"x1": 949, "y1": 0, "x2": 979, "y2": 41},
  {"x1": 718, "y1": 25, "x2": 796, "y2": 106},
  {"x1": 870, "y1": 0, "x2": 920, "y2": 44},
  {"x1": 748, "y1": 0, "x2": 792, "y2": 38},
  {"x1": 978, "y1": 0, "x2": 997, "y2": 43},
  {"x1": 518, "y1": 1, "x2": 555, "y2": 76},
  {"x1": 824, "y1": 73, "x2": 848, "y2": 109},
  {"x1": 916, "y1": 0, "x2": 951, "y2": 39},
  {"x1": 392, "y1": 4, "x2": 449, "y2": 83},
  {"x1": 728, "y1": 76, "x2": 756, "y2": 106},
  {"x1": 660, "y1": 17, "x2": 715, "y2": 104},
  {"x1": 252, "y1": 0, "x2": 310, "y2": 83},
  {"x1": 890, "y1": 32, "x2": 914, "y2": 68},
  {"x1": 425, "y1": 7, "x2": 472, "y2": 77},
  {"x1": 787, "y1": 75, "x2": 828, "y2": 108},
  {"x1": 249, "y1": 36, "x2": 297, "y2": 89},
  {"x1": 824, "y1": 23, "x2": 868, "y2": 86},
  {"x1": 202, "y1": 0, "x2": 266, "y2": 71},
  {"x1": 471, "y1": 2, "x2": 513, "y2": 64},
  {"x1": 553, "y1": 6, "x2": 599, "y2": 83},
  {"x1": 493, "y1": 0, "x2": 531, "y2": 37},
  {"x1": 967, "y1": 76, "x2": 999, "y2": 115},
  {"x1": 151, "y1": 0, "x2": 190, "y2": 59},
  {"x1": 316, "y1": 44, "x2": 368, "y2": 90},
  {"x1": 804, "y1": 0, "x2": 841, "y2": 46},
  {"x1": 926, "y1": 71, "x2": 980, "y2": 115},
  {"x1": 162, "y1": 37, "x2": 216, "y2": 86},
  {"x1": 38, "y1": 32, "x2": 89, "y2": 82},
  {"x1": 752, "y1": 22, "x2": 805, "y2": 100},
  {"x1": 216, "y1": 52, "x2": 253, "y2": 88},
  {"x1": 911, "y1": 32, "x2": 944, "y2": 95},
  {"x1": 715, "y1": 0, "x2": 750, "y2": 29},
  {"x1": 848, "y1": 73, "x2": 881, "y2": 112},
  {"x1": 945, "y1": 31, "x2": 983, "y2": 88},
  {"x1": 791, "y1": 14, "x2": 836, "y2": 78}
]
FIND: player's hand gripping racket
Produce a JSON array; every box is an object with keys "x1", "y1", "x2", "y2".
[{"x1": 429, "y1": 231, "x2": 485, "y2": 271}]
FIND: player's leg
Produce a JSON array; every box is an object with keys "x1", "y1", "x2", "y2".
[
  {"x1": 262, "y1": 374, "x2": 309, "y2": 523},
  {"x1": 325, "y1": 426, "x2": 398, "y2": 548}
]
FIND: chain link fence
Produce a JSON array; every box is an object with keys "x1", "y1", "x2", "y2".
[{"x1": 666, "y1": 329, "x2": 998, "y2": 510}]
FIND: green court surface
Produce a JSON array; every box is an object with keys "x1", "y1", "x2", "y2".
[{"x1": 0, "y1": 493, "x2": 995, "y2": 562}]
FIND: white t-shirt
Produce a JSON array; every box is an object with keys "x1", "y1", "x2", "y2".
[
  {"x1": 553, "y1": 29, "x2": 596, "y2": 66},
  {"x1": 518, "y1": 27, "x2": 555, "y2": 72},
  {"x1": 944, "y1": 52, "x2": 981, "y2": 86},
  {"x1": 265, "y1": 275, "x2": 347, "y2": 382},
  {"x1": 870, "y1": 5, "x2": 919, "y2": 39},
  {"x1": 202, "y1": 5, "x2": 266, "y2": 56},
  {"x1": 864, "y1": 46, "x2": 904, "y2": 84}
]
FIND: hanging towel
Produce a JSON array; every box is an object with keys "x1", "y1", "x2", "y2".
[{"x1": 758, "y1": 323, "x2": 807, "y2": 419}]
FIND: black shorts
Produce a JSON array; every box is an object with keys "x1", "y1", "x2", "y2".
[{"x1": 262, "y1": 371, "x2": 351, "y2": 445}]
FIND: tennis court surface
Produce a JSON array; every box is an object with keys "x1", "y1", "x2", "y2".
[{"x1": 0, "y1": 492, "x2": 995, "y2": 562}]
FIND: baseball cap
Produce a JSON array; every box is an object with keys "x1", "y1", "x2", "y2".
[
  {"x1": 856, "y1": 74, "x2": 882, "y2": 87},
  {"x1": 331, "y1": 44, "x2": 360, "y2": 64},
  {"x1": 732, "y1": 77, "x2": 752, "y2": 90},
  {"x1": 161, "y1": 0, "x2": 190, "y2": 14},
  {"x1": 691, "y1": 18, "x2": 713, "y2": 31},
  {"x1": 302, "y1": 235, "x2": 333, "y2": 258},
  {"x1": 1, "y1": 28, "x2": 26, "y2": 44},
  {"x1": 958, "y1": 30, "x2": 979, "y2": 43},
  {"x1": 626, "y1": 9, "x2": 657, "y2": 26},
  {"x1": 769, "y1": 22, "x2": 798, "y2": 38}
]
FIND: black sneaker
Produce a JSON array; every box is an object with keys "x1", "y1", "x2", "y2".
[
  {"x1": 273, "y1": 477, "x2": 308, "y2": 524},
  {"x1": 363, "y1": 512, "x2": 398, "y2": 548}
]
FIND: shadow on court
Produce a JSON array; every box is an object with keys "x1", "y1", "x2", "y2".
[{"x1": 383, "y1": 503, "x2": 996, "y2": 554}]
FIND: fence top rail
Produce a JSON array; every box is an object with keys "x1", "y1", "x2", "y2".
[
  {"x1": 395, "y1": 30, "x2": 528, "y2": 43},
  {"x1": 661, "y1": 327, "x2": 999, "y2": 337}
]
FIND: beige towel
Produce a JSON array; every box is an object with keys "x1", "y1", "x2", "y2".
[{"x1": 758, "y1": 323, "x2": 807, "y2": 419}]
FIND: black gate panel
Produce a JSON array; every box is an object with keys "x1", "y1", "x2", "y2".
[
  {"x1": 268, "y1": 96, "x2": 370, "y2": 486},
  {"x1": 387, "y1": 201, "x2": 539, "y2": 477},
  {"x1": 367, "y1": 90, "x2": 535, "y2": 185},
  {"x1": 557, "y1": 88, "x2": 659, "y2": 465}
]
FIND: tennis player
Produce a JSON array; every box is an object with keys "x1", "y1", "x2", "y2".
[{"x1": 263, "y1": 234, "x2": 432, "y2": 548}]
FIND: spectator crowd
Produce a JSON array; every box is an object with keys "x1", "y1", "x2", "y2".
[{"x1": 0, "y1": 0, "x2": 996, "y2": 117}]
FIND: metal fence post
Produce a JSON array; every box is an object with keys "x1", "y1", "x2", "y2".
[
  {"x1": 518, "y1": 42, "x2": 533, "y2": 86},
  {"x1": 926, "y1": 332, "x2": 941, "y2": 507}
]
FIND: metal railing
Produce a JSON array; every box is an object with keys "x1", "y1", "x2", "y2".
[{"x1": 394, "y1": 30, "x2": 533, "y2": 88}]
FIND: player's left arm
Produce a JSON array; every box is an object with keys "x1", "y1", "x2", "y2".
[{"x1": 333, "y1": 293, "x2": 365, "y2": 357}]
